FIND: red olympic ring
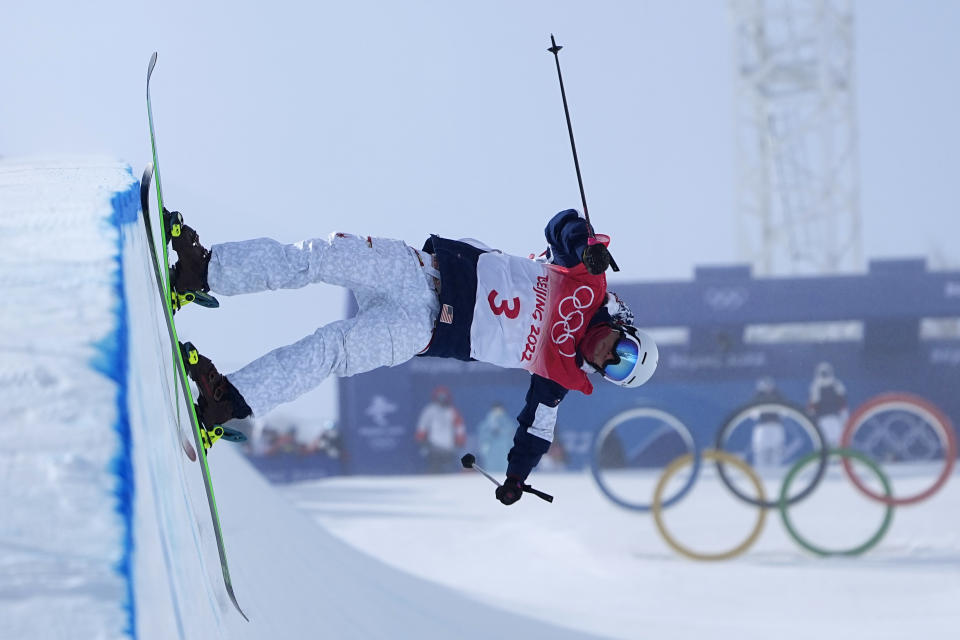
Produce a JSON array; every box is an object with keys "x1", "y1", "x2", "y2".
[{"x1": 840, "y1": 392, "x2": 957, "y2": 506}]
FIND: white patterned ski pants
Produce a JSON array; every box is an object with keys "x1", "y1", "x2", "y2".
[{"x1": 207, "y1": 233, "x2": 440, "y2": 416}]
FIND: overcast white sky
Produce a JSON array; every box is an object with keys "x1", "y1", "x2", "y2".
[{"x1": 3, "y1": 1, "x2": 958, "y2": 426}]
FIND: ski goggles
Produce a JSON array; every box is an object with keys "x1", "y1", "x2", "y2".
[{"x1": 602, "y1": 331, "x2": 642, "y2": 382}]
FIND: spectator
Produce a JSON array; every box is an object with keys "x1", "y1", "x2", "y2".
[
  {"x1": 751, "y1": 376, "x2": 785, "y2": 468},
  {"x1": 807, "y1": 361, "x2": 848, "y2": 448},
  {"x1": 415, "y1": 386, "x2": 466, "y2": 473},
  {"x1": 475, "y1": 402, "x2": 515, "y2": 474}
]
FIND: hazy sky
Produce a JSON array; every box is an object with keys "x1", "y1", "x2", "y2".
[{"x1": 3, "y1": 1, "x2": 958, "y2": 425}]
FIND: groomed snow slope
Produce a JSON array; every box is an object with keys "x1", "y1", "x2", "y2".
[{"x1": 0, "y1": 158, "x2": 138, "y2": 640}]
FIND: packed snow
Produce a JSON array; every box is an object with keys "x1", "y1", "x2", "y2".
[
  {"x1": 0, "y1": 158, "x2": 137, "y2": 640},
  {"x1": 284, "y1": 465, "x2": 960, "y2": 640}
]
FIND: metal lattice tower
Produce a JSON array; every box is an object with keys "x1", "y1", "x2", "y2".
[{"x1": 730, "y1": 0, "x2": 861, "y2": 275}]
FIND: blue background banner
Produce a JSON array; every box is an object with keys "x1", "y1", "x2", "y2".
[{"x1": 337, "y1": 258, "x2": 960, "y2": 474}]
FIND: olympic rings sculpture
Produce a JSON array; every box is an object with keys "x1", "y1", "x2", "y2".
[
  {"x1": 652, "y1": 450, "x2": 767, "y2": 561},
  {"x1": 779, "y1": 448, "x2": 894, "y2": 557},
  {"x1": 590, "y1": 392, "x2": 957, "y2": 561},
  {"x1": 589, "y1": 406, "x2": 700, "y2": 512},
  {"x1": 840, "y1": 392, "x2": 957, "y2": 506},
  {"x1": 714, "y1": 401, "x2": 828, "y2": 509}
]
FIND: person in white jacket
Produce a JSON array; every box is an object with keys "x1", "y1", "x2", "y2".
[
  {"x1": 807, "y1": 362, "x2": 849, "y2": 447},
  {"x1": 414, "y1": 386, "x2": 466, "y2": 473}
]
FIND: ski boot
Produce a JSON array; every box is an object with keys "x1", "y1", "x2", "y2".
[
  {"x1": 165, "y1": 208, "x2": 220, "y2": 313},
  {"x1": 179, "y1": 341, "x2": 252, "y2": 451}
]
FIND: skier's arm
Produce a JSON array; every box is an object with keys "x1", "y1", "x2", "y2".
[
  {"x1": 505, "y1": 374, "x2": 569, "y2": 482},
  {"x1": 544, "y1": 209, "x2": 591, "y2": 268}
]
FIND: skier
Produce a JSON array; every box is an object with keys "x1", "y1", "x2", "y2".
[{"x1": 170, "y1": 208, "x2": 659, "y2": 505}]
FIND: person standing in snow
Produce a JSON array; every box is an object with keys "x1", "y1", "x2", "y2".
[
  {"x1": 807, "y1": 361, "x2": 849, "y2": 448},
  {"x1": 475, "y1": 402, "x2": 516, "y2": 475},
  {"x1": 168, "y1": 208, "x2": 659, "y2": 505},
  {"x1": 414, "y1": 386, "x2": 466, "y2": 473},
  {"x1": 750, "y1": 376, "x2": 786, "y2": 468}
]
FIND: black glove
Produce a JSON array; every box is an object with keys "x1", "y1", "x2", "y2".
[
  {"x1": 581, "y1": 242, "x2": 611, "y2": 275},
  {"x1": 495, "y1": 476, "x2": 524, "y2": 506}
]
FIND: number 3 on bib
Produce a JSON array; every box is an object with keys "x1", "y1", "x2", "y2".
[{"x1": 487, "y1": 290, "x2": 521, "y2": 319}]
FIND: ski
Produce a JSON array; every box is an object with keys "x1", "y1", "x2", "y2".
[
  {"x1": 139, "y1": 167, "x2": 199, "y2": 463},
  {"x1": 144, "y1": 52, "x2": 249, "y2": 622}
]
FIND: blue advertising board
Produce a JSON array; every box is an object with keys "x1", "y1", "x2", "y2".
[{"x1": 338, "y1": 258, "x2": 960, "y2": 474}]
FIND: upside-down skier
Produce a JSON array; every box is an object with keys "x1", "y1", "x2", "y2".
[{"x1": 169, "y1": 208, "x2": 658, "y2": 505}]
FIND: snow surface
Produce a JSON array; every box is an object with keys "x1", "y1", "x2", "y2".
[
  {"x1": 0, "y1": 158, "x2": 137, "y2": 640},
  {"x1": 3, "y1": 157, "x2": 959, "y2": 640},
  {"x1": 286, "y1": 468, "x2": 960, "y2": 640}
]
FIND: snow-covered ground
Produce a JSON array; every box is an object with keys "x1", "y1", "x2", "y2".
[
  {"x1": 0, "y1": 158, "x2": 138, "y2": 640},
  {"x1": 284, "y1": 467, "x2": 960, "y2": 640},
  {"x1": 2, "y1": 157, "x2": 958, "y2": 640}
]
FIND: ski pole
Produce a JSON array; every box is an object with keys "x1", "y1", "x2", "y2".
[
  {"x1": 547, "y1": 34, "x2": 620, "y2": 272},
  {"x1": 460, "y1": 453, "x2": 554, "y2": 503}
]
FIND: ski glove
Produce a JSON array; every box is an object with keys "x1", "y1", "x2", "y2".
[
  {"x1": 495, "y1": 476, "x2": 525, "y2": 506},
  {"x1": 581, "y1": 242, "x2": 611, "y2": 275}
]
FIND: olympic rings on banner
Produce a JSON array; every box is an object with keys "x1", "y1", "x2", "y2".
[
  {"x1": 651, "y1": 450, "x2": 767, "y2": 561},
  {"x1": 840, "y1": 392, "x2": 957, "y2": 506},
  {"x1": 590, "y1": 407, "x2": 700, "y2": 512},
  {"x1": 714, "y1": 401, "x2": 828, "y2": 509},
  {"x1": 779, "y1": 448, "x2": 895, "y2": 556}
]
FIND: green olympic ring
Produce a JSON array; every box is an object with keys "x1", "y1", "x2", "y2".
[{"x1": 778, "y1": 448, "x2": 895, "y2": 557}]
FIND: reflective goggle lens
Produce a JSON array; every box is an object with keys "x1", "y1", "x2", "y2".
[{"x1": 603, "y1": 335, "x2": 639, "y2": 382}]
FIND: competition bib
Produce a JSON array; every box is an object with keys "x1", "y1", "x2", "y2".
[{"x1": 469, "y1": 252, "x2": 606, "y2": 393}]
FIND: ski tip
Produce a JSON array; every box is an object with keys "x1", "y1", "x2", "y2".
[
  {"x1": 139, "y1": 165, "x2": 154, "y2": 217},
  {"x1": 227, "y1": 586, "x2": 250, "y2": 621}
]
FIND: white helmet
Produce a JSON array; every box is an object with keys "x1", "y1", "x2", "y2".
[
  {"x1": 599, "y1": 326, "x2": 659, "y2": 388},
  {"x1": 815, "y1": 361, "x2": 834, "y2": 380}
]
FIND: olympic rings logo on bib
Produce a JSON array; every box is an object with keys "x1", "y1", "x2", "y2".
[{"x1": 550, "y1": 286, "x2": 596, "y2": 357}]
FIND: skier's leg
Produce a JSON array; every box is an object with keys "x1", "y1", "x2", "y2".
[
  {"x1": 820, "y1": 414, "x2": 843, "y2": 449},
  {"x1": 226, "y1": 295, "x2": 437, "y2": 417},
  {"x1": 178, "y1": 341, "x2": 252, "y2": 428},
  {"x1": 207, "y1": 233, "x2": 420, "y2": 296}
]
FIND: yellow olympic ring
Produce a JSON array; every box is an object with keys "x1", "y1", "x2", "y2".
[{"x1": 651, "y1": 450, "x2": 767, "y2": 561}]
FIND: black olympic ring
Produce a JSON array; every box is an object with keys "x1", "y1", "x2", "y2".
[{"x1": 714, "y1": 400, "x2": 828, "y2": 509}]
